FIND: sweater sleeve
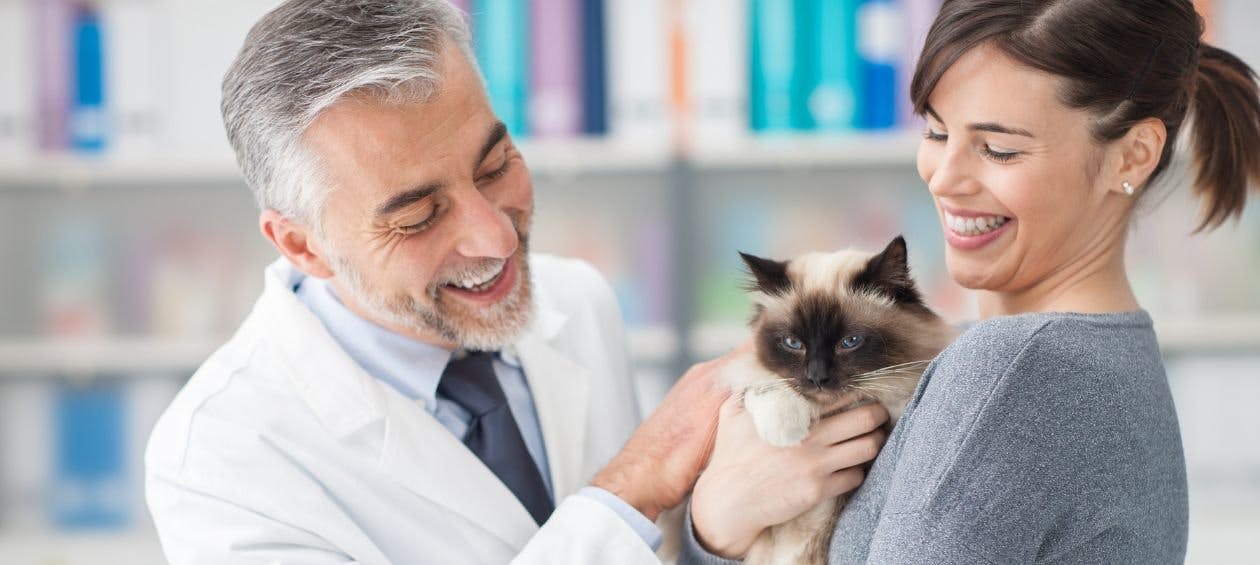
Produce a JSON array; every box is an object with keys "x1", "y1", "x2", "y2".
[{"x1": 861, "y1": 319, "x2": 1145, "y2": 564}]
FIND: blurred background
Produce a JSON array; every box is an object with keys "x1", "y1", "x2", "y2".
[{"x1": 0, "y1": 0, "x2": 1257, "y2": 563}]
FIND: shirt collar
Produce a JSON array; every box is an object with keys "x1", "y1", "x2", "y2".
[{"x1": 295, "y1": 276, "x2": 452, "y2": 407}]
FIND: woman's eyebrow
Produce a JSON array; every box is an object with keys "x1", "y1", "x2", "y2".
[{"x1": 924, "y1": 104, "x2": 1035, "y2": 138}]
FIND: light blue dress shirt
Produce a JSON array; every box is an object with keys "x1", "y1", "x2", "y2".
[{"x1": 294, "y1": 276, "x2": 661, "y2": 551}]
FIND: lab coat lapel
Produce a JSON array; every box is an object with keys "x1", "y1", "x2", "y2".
[
  {"x1": 377, "y1": 390, "x2": 540, "y2": 551},
  {"x1": 515, "y1": 325, "x2": 590, "y2": 502}
]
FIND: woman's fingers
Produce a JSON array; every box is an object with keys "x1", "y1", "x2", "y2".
[
  {"x1": 804, "y1": 402, "x2": 889, "y2": 447},
  {"x1": 817, "y1": 428, "x2": 887, "y2": 473},
  {"x1": 823, "y1": 466, "x2": 867, "y2": 499}
]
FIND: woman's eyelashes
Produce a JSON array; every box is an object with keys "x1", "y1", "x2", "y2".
[{"x1": 922, "y1": 127, "x2": 1022, "y2": 163}]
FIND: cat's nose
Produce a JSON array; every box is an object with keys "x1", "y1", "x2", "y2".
[{"x1": 806, "y1": 361, "x2": 832, "y2": 386}]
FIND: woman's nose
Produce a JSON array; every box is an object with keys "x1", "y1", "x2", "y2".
[{"x1": 924, "y1": 146, "x2": 982, "y2": 199}]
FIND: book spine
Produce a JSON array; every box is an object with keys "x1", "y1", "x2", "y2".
[
  {"x1": 474, "y1": 0, "x2": 531, "y2": 137},
  {"x1": 70, "y1": 4, "x2": 107, "y2": 153},
  {"x1": 855, "y1": 0, "x2": 901, "y2": 130},
  {"x1": 36, "y1": 0, "x2": 73, "y2": 152},
  {"x1": 531, "y1": 0, "x2": 584, "y2": 137},
  {"x1": 52, "y1": 378, "x2": 129, "y2": 528},
  {"x1": 899, "y1": 0, "x2": 939, "y2": 128},
  {"x1": 608, "y1": 0, "x2": 671, "y2": 142},
  {"x1": 580, "y1": 0, "x2": 608, "y2": 135},
  {"x1": 749, "y1": 0, "x2": 798, "y2": 132},
  {"x1": 685, "y1": 0, "x2": 747, "y2": 144},
  {"x1": 809, "y1": 0, "x2": 861, "y2": 131},
  {"x1": 102, "y1": 0, "x2": 159, "y2": 158},
  {"x1": 0, "y1": 1, "x2": 33, "y2": 157}
]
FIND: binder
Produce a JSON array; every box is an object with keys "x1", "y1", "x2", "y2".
[
  {"x1": 749, "y1": 0, "x2": 799, "y2": 131},
  {"x1": 474, "y1": 0, "x2": 531, "y2": 137},
  {"x1": 70, "y1": 4, "x2": 107, "y2": 153},
  {"x1": 103, "y1": 0, "x2": 159, "y2": 158},
  {"x1": 36, "y1": 0, "x2": 73, "y2": 152},
  {"x1": 52, "y1": 378, "x2": 129, "y2": 529},
  {"x1": 899, "y1": 0, "x2": 939, "y2": 128},
  {"x1": 531, "y1": 0, "x2": 583, "y2": 137},
  {"x1": 855, "y1": 0, "x2": 901, "y2": 130},
  {"x1": 0, "y1": 0, "x2": 34, "y2": 158},
  {"x1": 608, "y1": 0, "x2": 672, "y2": 142},
  {"x1": 580, "y1": 0, "x2": 608, "y2": 135},
  {"x1": 809, "y1": 0, "x2": 862, "y2": 131},
  {"x1": 685, "y1": 0, "x2": 747, "y2": 144}
]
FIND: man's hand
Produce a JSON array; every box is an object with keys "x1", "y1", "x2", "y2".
[
  {"x1": 689, "y1": 397, "x2": 889, "y2": 558},
  {"x1": 589, "y1": 349, "x2": 740, "y2": 521}
]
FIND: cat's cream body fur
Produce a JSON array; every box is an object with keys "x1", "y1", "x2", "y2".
[{"x1": 719, "y1": 242, "x2": 956, "y2": 565}]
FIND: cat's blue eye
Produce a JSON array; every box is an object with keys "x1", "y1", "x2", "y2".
[
  {"x1": 840, "y1": 335, "x2": 864, "y2": 349},
  {"x1": 782, "y1": 336, "x2": 804, "y2": 351}
]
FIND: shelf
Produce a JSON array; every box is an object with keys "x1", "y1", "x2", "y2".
[
  {"x1": 0, "y1": 337, "x2": 227, "y2": 376},
  {"x1": 0, "y1": 529, "x2": 165, "y2": 565},
  {"x1": 0, "y1": 133, "x2": 928, "y2": 190},
  {"x1": 0, "y1": 326, "x2": 679, "y2": 375},
  {"x1": 688, "y1": 131, "x2": 922, "y2": 171},
  {"x1": 686, "y1": 315, "x2": 1260, "y2": 361}
]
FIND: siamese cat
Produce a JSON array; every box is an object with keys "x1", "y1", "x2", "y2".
[{"x1": 722, "y1": 236, "x2": 957, "y2": 565}]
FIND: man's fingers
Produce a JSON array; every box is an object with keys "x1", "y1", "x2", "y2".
[{"x1": 805, "y1": 402, "x2": 889, "y2": 447}]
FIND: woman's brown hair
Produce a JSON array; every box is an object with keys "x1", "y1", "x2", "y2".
[{"x1": 910, "y1": 0, "x2": 1260, "y2": 231}]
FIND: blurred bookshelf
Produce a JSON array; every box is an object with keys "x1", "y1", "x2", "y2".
[{"x1": 2, "y1": 0, "x2": 1259, "y2": 563}]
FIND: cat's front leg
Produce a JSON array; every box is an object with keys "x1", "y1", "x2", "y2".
[{"x1": 742, "y1": 387, "x2": 818, "y2": 447}]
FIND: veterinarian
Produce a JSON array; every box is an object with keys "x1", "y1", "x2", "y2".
[
  {"x1": 143, "y1": 1, "x2": 889, "y2": 563},
  {"x1": 684, "y1": 1, "x2": 1260, "y2": 563}
]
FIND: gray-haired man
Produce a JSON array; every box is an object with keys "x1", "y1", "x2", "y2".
[{"x1": 144, "y1": 1, "x2": 884, "y2": 563}]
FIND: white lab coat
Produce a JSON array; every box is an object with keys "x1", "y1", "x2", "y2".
[{"x1": 145, "y1": 254, "x2": 661, "y2": 564}]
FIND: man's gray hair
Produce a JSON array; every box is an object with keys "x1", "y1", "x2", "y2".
[{"x1": 222, "y1": 0, "x2": 474, "y2": 229}]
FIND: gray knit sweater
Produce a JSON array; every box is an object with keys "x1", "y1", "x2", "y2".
[{"x1": 681, "y1": 310, "x2": 1188, "y2": 564}]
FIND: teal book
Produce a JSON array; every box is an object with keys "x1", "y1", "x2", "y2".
[
  {"x1": 473, "y1": 0, "x2": 530, "y2": 136},
  {"x1": 749, "y1": 0, "x2": 799, "y2": 131},
  {"x1": 809, "y1": 0, "x2": 861, "y2": 131}
]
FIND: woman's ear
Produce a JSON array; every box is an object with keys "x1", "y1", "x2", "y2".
[{"x1": 1111, "y1": 117, "x2": 1167, "y2": 196}]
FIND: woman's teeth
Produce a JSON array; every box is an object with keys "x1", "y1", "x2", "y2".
[{"x1": 945, "y1": 213, "x2": 1010, "y2": 236}]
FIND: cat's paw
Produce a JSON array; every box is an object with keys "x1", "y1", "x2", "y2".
[{"x1": 743, "y1": 389, "x2": 815, "y2": 447}]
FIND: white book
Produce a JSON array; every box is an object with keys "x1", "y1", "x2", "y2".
[
  {"x1": 0, "y1": 0, "x2": 35, "y2": 160},
  {"x1": 103, "y1": 0, "x2": 160, "y2": 159},
  {"x1": 0, "y1": 379, "x2": 53, "y2": 528},
  {"x1": 607, "y1": 0, "x2": 674, "y2": 144},
  {"x1": 157, "y1": 0, "x2": 282, "y2": 162},
  {"x1": 685, "y1": 0, "x2": 748, "y2": 148}
]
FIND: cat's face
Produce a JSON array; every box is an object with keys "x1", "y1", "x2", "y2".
[{"x1": 742, "y1": 237, "x2": 952, "y2": 407}]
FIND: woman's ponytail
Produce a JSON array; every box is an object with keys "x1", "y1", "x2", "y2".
[{"x1": 1188, "y1": 44, "x2": 1260, "y2": 231}]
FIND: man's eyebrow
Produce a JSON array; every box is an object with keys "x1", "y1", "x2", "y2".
[
  {"x1": 923, "y1": 104, "x2": 1035, "y2": 138},
  {"x1": 476, "y1": 121, "x2": 509, "y2": 167},
  {"x1": 375, "y1": 182, "x2": 443, "y2": 218}
]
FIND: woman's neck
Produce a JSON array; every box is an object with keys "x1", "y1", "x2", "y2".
[{"x1": 977, "y1": 240, "x2": 1140, "y2": 318}]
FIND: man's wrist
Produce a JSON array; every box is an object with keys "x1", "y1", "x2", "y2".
[{"x1": 590, "y1": 456, "x2": 663, "y2": 522}]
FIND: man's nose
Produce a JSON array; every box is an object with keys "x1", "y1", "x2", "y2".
[{"x1": 451, "y1": 188, "x2": 518, "y2": 260}]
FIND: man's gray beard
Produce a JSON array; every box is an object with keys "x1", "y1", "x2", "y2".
[{"x1": 326, "y1": 245, "x2": 534, "y2": 352}]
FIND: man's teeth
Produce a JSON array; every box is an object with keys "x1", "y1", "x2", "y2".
[
  {"x1": 945, "y1": 212, "x2": 1010, "y2": 236},
  {"x1": 450, "y1": 264, "x2": 505, "y2": 291}
]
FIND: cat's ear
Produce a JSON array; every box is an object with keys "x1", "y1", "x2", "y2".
[
  {"x1": 851, "y1": 236, "x2": 925, "y2": 306},
  {"x1": 739, "y1": 251, "x2": 792, "y2": 295}
]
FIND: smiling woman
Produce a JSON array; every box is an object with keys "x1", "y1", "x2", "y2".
[{"x1": 682, "y1": 1, "x2": 1260, "y2": 564}]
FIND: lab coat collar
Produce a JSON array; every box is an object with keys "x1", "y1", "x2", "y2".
[{"x1": 257, "y1": 257, "x2": 590, "y2": 549}]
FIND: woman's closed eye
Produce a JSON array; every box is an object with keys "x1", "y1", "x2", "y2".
[{"x1": 981, "y1": 143, "x2": 1021, "y2": 163}]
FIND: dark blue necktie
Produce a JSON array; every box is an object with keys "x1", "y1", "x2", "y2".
[{"x1": 437, "y1": 351, "x2": 554, "y2": 525}]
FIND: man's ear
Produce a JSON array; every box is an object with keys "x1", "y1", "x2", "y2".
[
  {"x1": 259, "y1": 209, "x2": 335, "y2": 279},
  {"x1": 1110, "y1": 117, "x2": 1167, "y2": 196}
]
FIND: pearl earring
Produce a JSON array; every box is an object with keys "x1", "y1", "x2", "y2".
[{"x1": 1122, "y1": 181, "x2": 1135, "y2": 195}]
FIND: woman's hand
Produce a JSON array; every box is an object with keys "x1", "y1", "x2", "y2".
[{"x1": 690, "y1": 397, "x2": 890, "y2": 558}]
